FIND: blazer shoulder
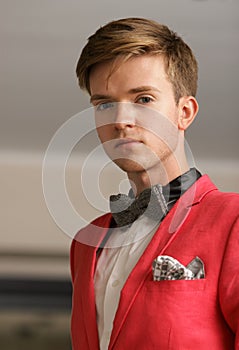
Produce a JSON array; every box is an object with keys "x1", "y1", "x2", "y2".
[
  {"x1": 75, "y1": 212, "x2": 112, "y2": 236},
  {"x1": 208, "y1": 189, "x2": 239, "y2": 205},
  {"x1": 71, "y1": 212, "x2": 112, "y2": 249},
  {"x1": 202, "y1": 187, "x2": 239, "y2": 221},
  {"x1": 197, "y1": 175, "x2": 239, "y2": 204}
]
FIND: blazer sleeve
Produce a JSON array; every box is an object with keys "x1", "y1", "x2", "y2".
[{"x1": 219, "y1": 216, "x2": 239, "y2": 348}]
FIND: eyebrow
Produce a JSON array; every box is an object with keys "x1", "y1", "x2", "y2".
[
  {"x1": 90, "y1": 85, "x2": 161, "y2": 103},
  {"x1": 90, "y1": 94, "x2": 112, "y2": 103},
  {"x1": 128, "y1": 86, "x2": 161, "y2": 94}
]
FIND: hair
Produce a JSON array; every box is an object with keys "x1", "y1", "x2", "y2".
[{"x1": 76, "y1": 17, "x2": 198, "y2": 103}]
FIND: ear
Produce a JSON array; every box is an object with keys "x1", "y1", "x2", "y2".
[{"x1": 178, "y1": 96, "x2": 199, "y2": 131}]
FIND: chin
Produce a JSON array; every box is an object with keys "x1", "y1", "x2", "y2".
[
  {"x1": 113, "y1": 158, "x2": 146, "y2": 173},
  {"x1": 113, "y1": 157, "x2": 164, "y2": 174}
]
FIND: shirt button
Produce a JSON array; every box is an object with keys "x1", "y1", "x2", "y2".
[{"x1": 112, "y1": 280, "x2": 120, "y2": 287}]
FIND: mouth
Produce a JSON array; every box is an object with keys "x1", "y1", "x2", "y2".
[{"x1": 115, "y1": 138, "x2": 142, "y2": 148}]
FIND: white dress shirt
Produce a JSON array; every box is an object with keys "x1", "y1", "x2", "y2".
[{"x1": 94, "y1": 215, "x2": 160, "y2": 350}]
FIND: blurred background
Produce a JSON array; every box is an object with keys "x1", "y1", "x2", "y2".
[{"x1": 1, "y1": 0, "x2": 239, "y2": 349}]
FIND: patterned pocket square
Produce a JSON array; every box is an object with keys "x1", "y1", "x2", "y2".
[{"x1": 152, "y1": 255, "x2": 205, "y2": 281}]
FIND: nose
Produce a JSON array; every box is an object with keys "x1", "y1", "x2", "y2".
[{"x1": 114, "y1": 102, "x2": 136, "y2": 130}]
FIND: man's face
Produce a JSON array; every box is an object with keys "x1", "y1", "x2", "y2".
[{"x1": 89, "y1": 55, "x2": 184, "y2": 175}]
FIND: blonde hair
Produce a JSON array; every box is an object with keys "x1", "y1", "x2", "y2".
[{"x1": 76, "y1": 17, "x2": 198, "y2": 103}]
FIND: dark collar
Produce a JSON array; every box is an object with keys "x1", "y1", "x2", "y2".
[{"x1": 162, "y1": 167, "x2": 201, "y2": 208}]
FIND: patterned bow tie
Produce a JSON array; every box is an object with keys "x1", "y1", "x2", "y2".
[
  {"x1": 109, "y1": 185, "x2": 169, "y2": 228},
  {"x1": 109, "y1": 168, "x2": 202, "y2": 228}
]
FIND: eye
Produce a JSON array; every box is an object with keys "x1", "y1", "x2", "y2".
[
  {"x1": 96, "y1": 102, "x2": 115, "y2": 111},
  {"x1": 137, "y1": 96, "x2": 154, "y2": 104}
]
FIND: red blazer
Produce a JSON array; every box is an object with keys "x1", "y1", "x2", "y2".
[{"x1": 70, "y1": 175, "x2": 239, "y2": 349}]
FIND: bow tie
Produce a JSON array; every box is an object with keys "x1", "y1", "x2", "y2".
[
  {"x1": 109, "y1": 168, "x2": 201, "y2": 228},
  {"x1": 110, "y1": 185, "x2": 169, "y2": 228}
]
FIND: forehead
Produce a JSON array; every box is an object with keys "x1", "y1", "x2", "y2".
[{"x1": 89, "y1": 55, "x2": 168, "y2": 94}]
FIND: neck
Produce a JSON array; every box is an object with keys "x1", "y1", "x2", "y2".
[{"x1": 127, "y1": 154, "x2": 190, "y2": 197}]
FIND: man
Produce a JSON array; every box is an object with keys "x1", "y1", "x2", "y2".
[{"x1": 70, "y1": 17, "x2": 239, "y2": 349}]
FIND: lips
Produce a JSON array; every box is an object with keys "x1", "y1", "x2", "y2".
[{"x1": 115, "y1": 138, "x2": 142, "y2": 148}]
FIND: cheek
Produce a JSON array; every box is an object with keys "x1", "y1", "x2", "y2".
[
  {"x1": 144, "y1": 130, "x2": 179, "y2": 159},
  {"x1": 143, "y1": 113, "x2": 179, "y2": 147},
  {"x1": 96, "y1": 125, "x2": 113, "y2": 143},
  {"x1": 147, "y1": 136, "x2": 168, "y2": 155}
]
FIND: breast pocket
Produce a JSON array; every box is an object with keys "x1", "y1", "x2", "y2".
[{"x1": 145, "y1": 278, "x2": 206, "y2": 292}]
